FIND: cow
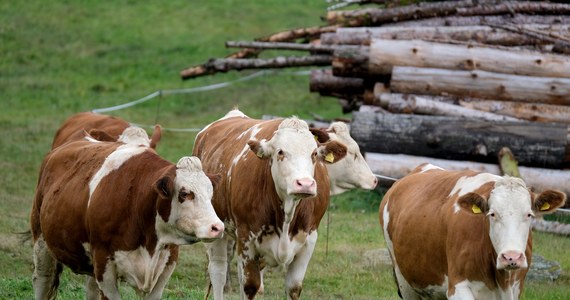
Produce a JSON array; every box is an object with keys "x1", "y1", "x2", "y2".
[
  {"x1": 221, "y1": 120, "x2": 379, "y2": 294},
  {"x1": 192, "y1": 109, "x2": 348, "y2": 300},
  {"x1": 51, "y1": 112, "x2": 161, "y2": 149},
  {"x1": 379, "y1": 163, "x2": 566, "y2": 300},
  {"x1": 31, "y1": 126, "x2": 224, "y2": 299}
]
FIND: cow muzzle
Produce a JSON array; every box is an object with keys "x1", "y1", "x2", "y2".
[
  {"x1": 497, "y1": 250, "x2": 527, "y2": 270},
  {"x1": 290, "y1": 178, "x2": 317, "y2": 198}
]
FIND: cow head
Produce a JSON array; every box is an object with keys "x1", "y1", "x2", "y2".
[
  {"x1": 321, "y1": 122, "x2": 377, "y2": 195},
  {"x1": 155, "y1": 156, "x2": 224, "y2": 244},
  {"x1": 457, "y1": 177, "x2": 566, "y2": 270},
  {"x1": 247, "y1": 118, "x2": 347, "y2": 201}
]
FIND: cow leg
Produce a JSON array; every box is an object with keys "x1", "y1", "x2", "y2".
[
  {"x1": 448, "y1": 281, "x2": 476, "y2": 300},
  {"x1": 93, "y1": 251, "x2": 121, "y2": 300},
  {"x1": 237, "y1": 253, "x2": 261, "y2": 300},
  {"x1": 206, "y1": 235, "x2": 229, "y2": 300},
  {"x1": 85, "y1": 276, "x2": 100, "y2": 300},
  {"x1": 32, "y1": 236, "x2": 63, "y2": 300},
  {"x1": 224, "y1": 238, "x2": 235, "y2": 292},
  {"x1": 283, "y1": 231, "x2": 317, "y2": 300},
  {"x1": 392, "y1": 263, "x2": 420, "y2": 300},
  {"x1": 143, "y1": 260, "x2": 177, "y2": 300}
]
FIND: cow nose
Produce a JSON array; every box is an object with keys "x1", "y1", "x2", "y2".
[
  {"x1": 372, "y1": 177, "x2": 378, "y2": 188},
  {"x1": 209, "y1": 222, "x2": 225, "y2": 238},
  {"x1": 499, "y1": 251, "x2": 525, "y2": 269},
  {"x1": 291, "y1": 178, "x2": 317, "y2": 197}
]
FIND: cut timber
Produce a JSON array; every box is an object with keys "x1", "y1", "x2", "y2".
[
  {"x1": 377, "y1": 93, "x2": 522, "y2": 122},
  {"x1": 327, "y1": 2, "x2": 570, "y2": 27},
  {"x1": 310, "y1": 69, "x2": 366, "y2": 95},
  {"x1": 180, "y1": 55, "x2": 332, "y2": 79},
  {"x1": 390, "y1": 14, "x2": 570, "y2": 27},
  {"x1": 361, "y1": 39, "x2": 570, "y2": 78},
  {"x1": 321, "y1": 25, "x2": 570, "y2": 46},
  {"x1": 351, "y1": 112, "x2": 568, "y2": 168},
  {"x1": 365, "y1": 152, "x2": 570, "y2": 199},
  {"x1": 459, "y1": 99, "x2": 570, "y2": 124},
  {"x1": 390, "y1": 67, "x2": 570, "y2": 105}
]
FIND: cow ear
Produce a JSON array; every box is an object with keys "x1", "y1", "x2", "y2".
[
  {"x1": 206, "y1": 173, "x2": 222, "y2": 188},
  {"x1": 88, "y1": 129, "x2": 116, "y2": 142},
  {"x1": 532, "y1": 190, "x2": 566, "y2": 215},
  {"x1": 309, "y1": 128, "x2": 330, "y2": 143},
  {"x1": 457, "y1": 192, "x2": 489, "y2": 215},
  {"x1": 155, "y1": 175, "x2": 174, "y2": 199},
  {"x1": 317, "y1": 140, "x2": 347, "y2": 164},
  {"x1": 150, "y1": 124, "x2": 162, "y2": 149},
  {"x1": 248, "y1": 139, "x2": 270, "y2": 159}
]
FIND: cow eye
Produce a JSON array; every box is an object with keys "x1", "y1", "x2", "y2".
[
  {"x1": 527, "y1": 212, "x2": 535, "y2": 219},
  {"x1": 178, "y1": 191, "x2": 195, "y2": 203},
  {"x1": 353, "y1": 153, "x2": 358, "y2": 160},
  {"x1": 487, "y1": 212, "x2": 496, "y2": 218}
]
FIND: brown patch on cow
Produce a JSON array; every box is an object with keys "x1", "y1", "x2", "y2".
[
  {"x1": 88, "y1": 129, "x2": 116, "y2": 142},
  {"x1": 309, "y1": 128, "x2": 330, "y2": 143},
  {"x1": 288, "y1": 285, "x2": 303, "y2": 300},
  {"x1": 319, "y1": 140, "x2": 347, "y2": 164},
  {"x1": 155, "y1": 170, "x2": 176, "y2": 222},
  {"x1": 532, "y1": 190, "x2": 566, "y2": 214},
  {"x1": 51, "y1": 112, "x2": 130, "y2": 149},
  {"x1": 206, "y1": 173, "x2": 222, "y2": 188}
]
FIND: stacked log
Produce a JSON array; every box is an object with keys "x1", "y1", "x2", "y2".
[{"x1": 179, "y1": 1, "x2": 570, "y2": 183}]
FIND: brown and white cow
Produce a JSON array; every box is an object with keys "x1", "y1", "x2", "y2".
[
  {"x1": 31, "y1": 127, "x2": 224, "y2": 299},
  {"x1": 51, "y1": 112, "x2": 161, "y2": 149},
  {"x1": 192, "y1": 109, "x2": 347, "y2": 299},
  {"x1": 380, "y1": 163, "x2": 566, "y2": 300}
]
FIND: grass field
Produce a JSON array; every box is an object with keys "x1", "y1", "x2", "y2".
[{"x1": 1, "y1": 1, "x2": 569, "y2": 299}]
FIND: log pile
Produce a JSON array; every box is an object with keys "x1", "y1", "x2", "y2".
[{"x1": 180, "y1": 1, "x2": 570, "y2": 175}]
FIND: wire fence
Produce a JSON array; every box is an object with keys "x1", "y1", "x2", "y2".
[{"x1": 90, "y1": 70, "x2": 314, "y2": 132}]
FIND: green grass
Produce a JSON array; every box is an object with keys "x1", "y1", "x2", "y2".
[{"x1": 1, "y1": 1, "x2": 569, "y2": 299}]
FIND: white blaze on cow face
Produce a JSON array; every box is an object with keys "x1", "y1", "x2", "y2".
[
  {"x1": 486, "y1": 177, "x2": 533, "y2": 270},
  {"x1": 117, "y1": 126, "x2": 152, "y2": 147},
  {"x1": 325, "y1": 122, "x2": 377, "y2": 195},
  {"x1": 250, "y1": 118, "x2": 319, "y2": 200},
  {"x1": 160, "y1": 157, "x2": 224, "y2": 244}
]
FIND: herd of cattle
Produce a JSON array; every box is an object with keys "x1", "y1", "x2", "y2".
[{"x1": 30, "y1": 110, "x2": 566, "y2": 299}]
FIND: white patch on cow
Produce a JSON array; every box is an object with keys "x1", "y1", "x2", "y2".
[
  {"x1": 326, "y1": 122, "x2": 377, "y2": 195},
  {"x1": 228, "y1": 144, "x2": 250, "y2": 181},
  {"x1": 84, "y1": 136, "x2": 101, "y2": 143},
  {"x1": 99, "y1": 260, "x2": 120, "y2": 299},
  {"x1": 114, "y1": 246, "x2": 171, "y2": 294},
  {"x1": 88, "y1": 144, "x2": 147, "y2": 207},
  {"x1": 449, "y1": 277, "x2": 522, "y2": 299},
  {"x1": 487, "y1": 177, "x2": 532, "y2": 270},
  {"x1": 117, "y1": 126, "x2": 151, "y2": 147},
  {"x1": 82, "y1": 243, "x2": 92, "y2": 265},
  {"x1": 419, "y1": 163, "x2": 444, "y2": 173},
  {"x1": 222, "y1": 109, "x2": 247, "y2": 120},
  {"x1": 450, "y1": 173, "x2": 500, "y2": 213}
]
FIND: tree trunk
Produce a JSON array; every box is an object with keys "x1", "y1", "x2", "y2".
[
  {"x1": 390, "y1": 66, "x2": 570, "y2": 105},
  {"x1": 327, "y1": 2, "x2": 570, "y2": 27},
  {"x1": 388, "y1": 14, "x2": 570, "y2": 27},
  {"x1": 321, "y1": 25, "x2": 570, "y2": 46},
  {"x1": 365, "y1": 152, "x2": 570, "y2": 201},
  {"x1": 377, "y1": 93, "x2": 522, "y2": 122},
  {"x1": 310, "y1": 69, "x2": 366, "y2": 95},
  {"x1": 361, "y1": 39, "x2": 570, "y2": 78},
  {"x1": 459, "y1": 99, "x2": 570, "y2": 124},
  {"x1": 351, "y1": 112, "x2": 568, "y2": 168}
]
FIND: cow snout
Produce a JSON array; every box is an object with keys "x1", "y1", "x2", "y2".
[
  {"x1": 372, "y1": 177, "x2": 378, "y2": 188},
  {"x1": 209, "y1": 222, "x2": 225, "y2": 239},
  {"x1": 292, "y1": 178, "x2": 317, "y2": 197},
  {"x1": 498, "y1": 251, "x2": 526, "y2": 270}
]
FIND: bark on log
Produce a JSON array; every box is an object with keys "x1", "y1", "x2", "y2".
[
  {"x1": 365, "y1": 152, "x2": 570, "y2": 201},
  {"x1": 488, "y1": 24, "x2": 570, "y2": 54},
  {"x1": 390, "y1": 67, "x2": 570, "y2": 105},
  {"x1": 321, "y1": 25, "x2": 570, "y2": 46},
  {"x1": 327, "y1": 2, "x2": 570, "y2": 27},
  {"x1": 459, "y1": 99, "x2": 570, "y2": 124},
  {"x1": 333, "y1": 39, "x2": 570, "y2": 78},
  {"x1": 180, "y1": 55, "x2": 332, "y2": 79},
  {"x1": 377, "y1": 93, "x2": 522, "y2": 122},
  {"x1": 387, "y1": 14, "x2": 570, "y2": 27},
  {"x1": 310, "y1": 69, "x2": 366, "y2": 95},
  {"x1": 351, "y1": 112, "x2": 568, "y2": 168}
]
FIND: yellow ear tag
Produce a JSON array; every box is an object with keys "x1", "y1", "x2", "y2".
[
  {"x1": 471, "y1": 204, "x2": 482, "y2": 214},
  {"x1": 314, "y1": 135, "x2": 319, "y2": 141},
  {"x1": 256, "y1": 152, "x2": 263, "y2": 158},
  {"x1": 540, "y1": 202, "x2": 551, "y2": 211},
  {"x1": 325, "y1": 152, "x2": 335, "y2": 163}
]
